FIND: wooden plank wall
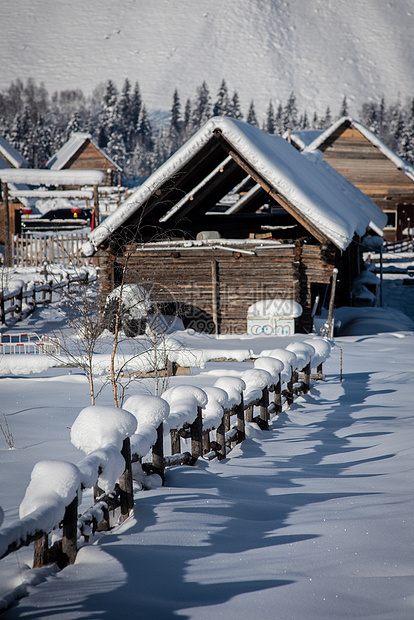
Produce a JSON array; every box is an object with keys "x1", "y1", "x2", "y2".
[
  {"x1": 65, "y1": 141, "x2": 119, "y2": 185},
  {"x1": 320, "y1": 126, "x2": 414, "y2": 240},
  {"x1": 96, "y1": 243, "x2": 337, "y2": 334}
]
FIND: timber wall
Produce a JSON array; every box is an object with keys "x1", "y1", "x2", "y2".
[{"x1": 96, "y1": 242, "x2": 339, "y2": 334}]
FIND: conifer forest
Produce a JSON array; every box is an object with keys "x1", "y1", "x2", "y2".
[{"x1": 1, "y1": 77, "x2": 413, "y2": 180}]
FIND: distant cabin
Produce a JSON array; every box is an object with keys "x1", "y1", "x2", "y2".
[
  {"x1": 291, "y1": 118, "x2": 414, "y2": 242},
  {"x1": 47, "y1": 132, "x2": 121, "y2": 186},
  {"x1": 83, "y1": 117, "x2": 386, "y2": 335},
  {"x1": 0, "y1": 135, "x2": 33, "y2": 241}
]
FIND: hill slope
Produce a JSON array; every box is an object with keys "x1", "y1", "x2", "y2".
[{"x1": 2, "y1": 0, "x2": 414, "y2": 120}]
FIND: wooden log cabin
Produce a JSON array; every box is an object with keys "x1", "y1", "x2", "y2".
[
  {"x1": 47, "y1": 132, "x2": 121, "y2": 186},
  {"x1": 296, "y1": 117, "x2": 414, "y2": 242},
  {"x1": 83, "y1": 117, "x2": 386, "y2": 335}
]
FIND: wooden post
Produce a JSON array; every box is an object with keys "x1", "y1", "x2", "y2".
[
  {"x1": 202, "y1": 431, "x2": 211, "y2": 455},
  {"x1": 16, "y1": 285, "x2": 23, "y2": 322},
  {"x1": 259, "y1": 387, "x2": 269, "y2": 429},
  {"x1": 0, "y1": 293, "x2": 5, "y2": 324},
  {"x1": 326, "y1": 267, "x2": 338, "y2": 338},
  {"x1": 170, "y1": 429, "x2": 180, "y2": 455},
  {"x1": 273, "y1": 377, "x2": 282, "y2": 415},
  {"x1": 245, "y1": 405, "x2": 254, "y2": 422},
  {"x1": 33, "y1": 533, "x2": 49, "y2": 568},
  {"x1": 94, "y1": 484, "x2": 110, "y2": 531},
  {"x1": 119, "y1": 437, "x2": 134, "y2": 521},
  {"x1": 61, "y1": 494, "x2": 78, "y2": 566},
  {"x1": 190, "y1": 406, "x2": 203, "y2": 461},
  {"x1": 93, "y1": 185, "x2": 100, "y2": 227},
  {"x1": 3, "y1": 183, "x2": 12, "y2": 268},
  {"x1": 152, "y1": 422, "x2": 164, "y2": 476},
  {"x1": 286, "y1": 367, "x2": 294, "y2": 406},
  {"x1": 236, "y1": 395, "x2": 245, "y2": 443},
  {"x1": 211, "y1": 259, "x2": 219, "y2": 335},
  {"x1": 215, "y1": 417, "x2": 226, "y2": 461},
  {"x1": 303, "y1": 362, "x2": 311, "y2": 394}
]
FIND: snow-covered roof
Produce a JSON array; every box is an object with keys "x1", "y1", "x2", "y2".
[
  {"x1": 46, "y1": 132, "x2": 121, "y2": 171},
  {"x1": 304, "y1": 116, "x2": 414, "y2": 182},
  {"x1": 87, "y1": 116, "x2": 386, "y2": 253},
  {"x1": 0, "y1": 135, "x2": 29, "y2": 169},
  {"x1": 0, "y1": 168, "x2": 105, "y2": 186},
  {"x1": 283, "y1": 129, "x2": 323, "y2": 150}
]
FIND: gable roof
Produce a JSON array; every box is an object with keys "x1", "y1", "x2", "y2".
[
  {"x1": 85, "y1": 117, "x2": 386, "y2": 255},
  {"x1": 0, "y1": 134, "x2": 29, "y2": 169},
  {"x1": 283, "y1": 129, "x2": 323, "y2": 150},
  {"x1": 46, "y1": 132, "x2": 121, "y2": 171},
  {"x1": 304, "y1": 116, "x2": 414, "y2": 182}
]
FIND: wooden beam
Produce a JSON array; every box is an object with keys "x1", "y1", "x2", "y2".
[{"x1": 213, "y1": 131, "x2": 330, "y2": 246}]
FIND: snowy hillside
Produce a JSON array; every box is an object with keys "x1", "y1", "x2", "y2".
[{"x1": 2, "y1": 0, "x2": 414, "y2": 120}]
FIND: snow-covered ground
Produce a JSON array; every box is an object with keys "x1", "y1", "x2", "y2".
[
  {"x1": 1, "y1": 254, "x2": 414, "y2": 618},
  {"x1": 1, "y1": 0, "x2": 414, "y2": 119}
]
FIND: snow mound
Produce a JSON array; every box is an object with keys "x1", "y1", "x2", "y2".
[
  {"x1": 19, "y1": 460, "x2": 80, "y2": 520},
  {"x1": 70, "y1": 405, "x2": 137, "y2": 454}
]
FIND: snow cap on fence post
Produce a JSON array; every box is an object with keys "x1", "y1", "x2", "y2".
[
  {"x1": 19, "y1": 460, "x2": 81, "y2": 532},
  {"x1": 70, "y1": 405, "x2": 137, "y2": 454}
]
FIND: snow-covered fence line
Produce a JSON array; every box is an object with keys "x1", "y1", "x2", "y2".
[
  {"x1": 0, "y1": 269, "x2": 97, "y2": 325},
  {"x1": 11, "y1": 232, "x2": 91, "y2": 268},
  {"x1": 0, "y1": 405, "x2": 137, "y2": 571},
  {"x1": 0, "y1": 337, "x2": 330, "y2": 576}
]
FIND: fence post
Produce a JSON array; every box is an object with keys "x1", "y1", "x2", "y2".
[
  {"x1": 16, "y1": 285, "x2": 23, "y2": 322},
  {"x1": 259, "y1": 387, "x2": 269, "y2": 430},
  {"x1": 170, "y1": 429, "x2": 180, "y2": 455},
  {"x1": 119, "y1": 437, "x2": 134, "y2": 521},
  {"x1": 303, "y1": 361, "x2": 311, "y2": 394},
  {"x1": 0, "y1": 293, "x2": 5, "y2": 324},
  {"x1": 236, "y1": 394, "x2": 245, "y2": 443},
  {"x1": 94, "y1": 484, "x2": 110, "y2": 531},
  {"x1": 286, "y1": 366, "x2": 294, "y2": 406},
  {"x1": 190, "y1": 407, "x2": 203, "y2": 461},
  {"x1": 152, "y1": 422, "x2": 164, "y2": 476},
  {"x1": 202, "y1": 431, "x2": 211, "y2": 455},
  {"x1": 215, "y1": 416, "x2": 226, "y2": 461},
  {"x1": 61, "y1": 494, "x2": 78, "y2": 566},
  {"x1": 273, "y1": 376, "x2": 282, "y2": 415},
  {"x1": 33, "y1": 533, "x2": 49, "y2": 568},
  {"x1": 245, "y1": 405, "x2": 254, "y2": 423}
]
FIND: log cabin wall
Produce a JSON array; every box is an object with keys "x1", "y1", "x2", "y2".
[
  {"x1": 96, "y1": 241, "x2": 342, "y2": 335},
  {"x1": 318, "y1": 125, "x2": 414, "y2": 242},
  {"x1": 64, "y1": 141, "x2": 119, "y2": 186}
]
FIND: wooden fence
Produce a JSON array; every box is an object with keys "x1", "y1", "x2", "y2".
[
  {"x1": 0, "y1": 271, "x2": 96, "y2": 325},
  {"x1": 11, "y1": 232, "x2": 90, "y2": 268},
  {"x1": 0, "y1": 348, "x2": 325, "y2": 576}
]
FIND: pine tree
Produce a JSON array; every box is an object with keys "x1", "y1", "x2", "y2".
[
  {"x1": 138, "y1": 105, "x2": 153, "y2": 150},
  {"x1": 213, "y1": 79, "x2": 230, "y2": 117},
  {"x1": 300, "y1": 111, "x2": 309, "y2": 130},
  {"x1": 282, "y1": 92, "x2": 298, "y2": 132},
  {"x1": 169, "y1": 88, "x2": 182, "y2": 153},
  {"x1": 265, "y1": 100, "x2": 276, "y2": 134},
  {"x1": 191, "y1": 81, "x2": 211, "y2": 130},
  {"x1": 96, "y1": 80, "x2": 119, "y2": 148},
  {"x1": 246, "y1": 101, "x2": 259, "y2": 128},
  {"x1": 229, "y1": 91, "x2": 243, "y2": 120},
  {"x1": 338, "y1": 95, "x2": 349, "y2": 118}
]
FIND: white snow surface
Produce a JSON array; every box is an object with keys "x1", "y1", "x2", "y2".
[
  {"x1": 88, "y1": 117, "x2": 386, "y2": 252},
  {"x1": 2, "y1": 261, "x2": 414, "y2": 618},
  {"x1": 248, "y1": 298, "x2": 303, "y2": 318},
  {"x1": 1, "y1": 0, "x2": 414, "y2": 120},
  {"x1": 0, "y1": 169, "x2": 105, "y2": 186}
]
